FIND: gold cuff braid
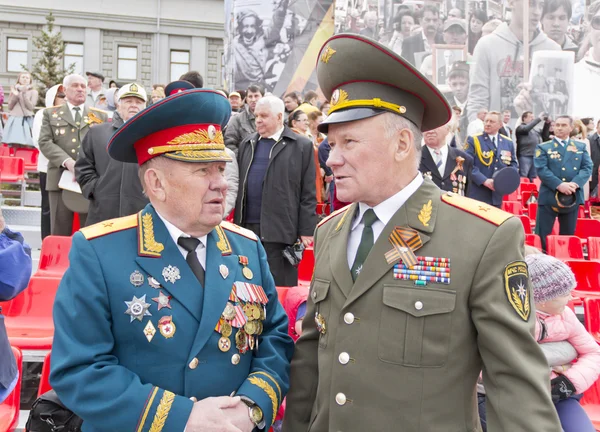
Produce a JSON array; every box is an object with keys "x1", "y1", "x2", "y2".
[
  {"x1": 248, "y1": 376, "x2": 279, "y2": 419},
  {"x1": 149, "y1": 390, "x2": 175, "y2": 432}
]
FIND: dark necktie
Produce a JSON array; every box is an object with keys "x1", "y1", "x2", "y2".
[
  {"x1": 73, "y1": 107, "x2": 82, "y2": 142},
  {"x1": 491, "y1": 136, "x2": 496, "y2": 148},
  {"x1": 350, "y1": 209, "x2": 378, "y2": 282},
  {"x1": 177, "y1": 237, "x2": 205, "y2": 287}
]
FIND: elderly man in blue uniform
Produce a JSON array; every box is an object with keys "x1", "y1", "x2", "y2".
[
  {"x1": 50, "y1": 89, "x2": 294, "y2": 432},
  {"x1": 465, "y1": 111, "x2": 518, "y2": 207},
  {"x1": 534, "y1": 115, "x2": 593, "y2": 251}
]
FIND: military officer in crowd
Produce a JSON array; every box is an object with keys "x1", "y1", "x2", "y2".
[
  {"x1": 534, "y1": 115, "x2": 593, "y2": 251},
  {"x1": 465, "y1": 111, "x2": 518, "y2": 207},
  {"x1": 283, "y1": 35, "x2": 561, "y2": 432},
  {"x1": 39, "y1": 74, "x2": 108, "y2": 235},
  {"x1": 419, "y1": 118, "x2": 474, "y2": 196},
  {"x1": 50, "y1": 89, "x2": 294, "y2": 432}
]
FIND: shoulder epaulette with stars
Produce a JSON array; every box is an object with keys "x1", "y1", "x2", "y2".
[
  {"x1": 220, "y1": 221, "x2": 257, "y2": 241},
  {"x1": 317, "y1": 204, "x2": 352, "y2": 228},
  {"x1": 80, "y1": 214, "x2": 138, "y2": 240},
  {"x1": 441, "y1": 192, "x2": 513, "y2": 226}
]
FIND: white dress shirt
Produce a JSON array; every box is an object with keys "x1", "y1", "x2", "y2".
[
  {"x1": 66, "y1": 101, "x2": 85, "y2": 123},
  {"x1": 261, "y1": 126, "x2": 285, "y2": 142},
  {"x1": 427, "y1": 144, "x2": 448, "y2": 176},
  {"x1": 347, "y1": 173, "x2": 424, "y2": 268},
  {"x1": 156, "y1": 210, "x2": 207, "y2": 269}
]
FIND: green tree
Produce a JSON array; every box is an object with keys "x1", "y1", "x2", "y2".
[{"x1": 25, "y1": 12, "x2": 75, "y2": 104}]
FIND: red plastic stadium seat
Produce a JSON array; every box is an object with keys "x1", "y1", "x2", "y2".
[
  {"x1": 518, "y1": 215, "x2": 532, "y2": 234},
  {"x1": 525, "y1": 234, "x2": 542, "y2": 250},
  {"x1": 1, "y1": 277, "x2": 60, "y2": 350},
  {"x1": 575, "y1": 219, "x2": 600, "y2": 242},
  {"x1": 584, "y1": 298, "x2": 600, "y2": 345},
  {"x1": 0, "y1": 156, "x2": 24, "y2": 183},
  {"x1": 520, "y1": 178, "x2": 531, "y2": 184},
  {"x1": 581, "y1": 377, "x2": 600, "y2": 430},
  {"x1": 565, "y1": 260, "x2": 600, "y2": 294},
  {"x1": 38, "y1": 351, "x2": 52, "y2": 397},
  {"x1": 501, "y1": 201, "x2": 522, "y2": 215},
  {"x1": 0, "y1": 347, "x2": 22, "y2": 432},
  {"x1": 528, "y1": 202, "x2": 538, "y2": 225},
  {"x1": 533, "y1": 177, "x2": 542, "y2": 190},
  {"x1": 0, "y1": 144, "x2": 12, "y2": 157},
  {"x1": 503, "y1": 189, "x2": 520, "y2": 202},
  {"x1": 276, "y1": 287, "x2": 290, "y2": 306},
  {"x1": 14, "y1": 147, "x2": 38, "y2": 172},
  {"x1": 34, "y1": 235, "x2": 72, "y2": 278},
  {"x1": 297, "y1": 247, "x2": 314, "y2": 286},
  {"x1": 520, "y1": 190, "x2": 539, "y2": 208},
  {"x1": 546, "y1": 235, "x2": 585, "y2": 260},
  {"x1": 589, "y1": 237, "x2": 600, "y2": 261}
]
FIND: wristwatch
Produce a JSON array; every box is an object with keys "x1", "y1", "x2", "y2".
[{"x1": 240, "y1": 396, "x2": 265, "y2": 429}]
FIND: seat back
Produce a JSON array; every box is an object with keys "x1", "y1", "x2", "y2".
[
  {"x1": 36, "y1": 235, "x2": 72, "y2": 277},
  {"x1": 297, "y1": 247, "x2": 315, "y2": 285},
  {"x1": 501, "y1": 201, "x2": 522, "y2": 215},
  {"x1": 1, "y1": 276, "x2": 60, "y2": 320},
  {"x1": 525, "y1": 234, "x2": 542, "y2": 250},
  {"x1": 575, "y1": 219, "x2": 600, "y2": 241},
  {"x1": 589, "y1": 237, "x2": 600, "y2": 261},
  {"x1": 14, "y1": 147, "x2": 38, "y2": 171},
  {"x1": 528, "y1": 202, "x2": 538, "y2": 224},
  {"x1": 0, "y1": 144, "x2": 12, "y2": 157},
  {"x1": 584, "y1": 298, "x2": 600, "y2": 344},
  {"x1": 518, "y1": 215, "x2": 532, "y2": 234},
  {"x1": 546, "y1": 235, "x2": 585, "y2": 260},
  {"x1": 38, "y1": 351, "x2": 53, "y2": 397},
  {"x1": 503, "y1": 189, "x2": 521, "y2": 202},
  {"x1": 565, "y1": 260, "x2": 600, "y2": 293},
  {"x1": 0, "y1": 156, "x2": 24, "y2": 183},
  {"x1": 0, "y1": 346, "x2": 22, "y2": 432}
]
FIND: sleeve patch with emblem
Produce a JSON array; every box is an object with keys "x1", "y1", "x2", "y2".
[
  {"x1": 535, "y1": 149, "x2": 541, "y2": 158},
  {"x1": 504, "y1": 261, "x2": 531, "y2": 321}
]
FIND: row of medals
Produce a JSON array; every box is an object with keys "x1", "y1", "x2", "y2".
[
  {"x1": 219, "y1": 299, "x2": 265, "y2": 353},
  {"x1": 452, "y1": 174, "x2": 467, "y2": 195}
]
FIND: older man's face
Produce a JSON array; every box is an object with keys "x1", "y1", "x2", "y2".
[
  {"x1": 160, "y1": 161, "x2": 228, "y2": 234},
  {"x1": 241, "y1": 16, "x2": 258, "y2": 44},
  {"x1": 65, "y1": 78, "x2": 87, "y2": 105},
  {"x1": 255, "y1": 104, "x2": 282, "y2": 137},
  {"x1": 423, "y1": 125, "x2": 449, "y2": 148},
  {"x1": 118, "y1": 96, "x2": 146, "y2": 122},
  {"x1": 327, "y1": 114, "x2": 411, "y2": 207}
]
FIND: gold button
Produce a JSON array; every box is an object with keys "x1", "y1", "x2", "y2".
[
  {"x1": 231, "y1": 354, "x2": 240, "y2": 365},
  {"x1": 574, "y1": 167, "x2": 577, "y2": 170},
  {"x1": 414, "y1": 301, "x2": 423, "y2": 310},
  {"x1": 71, "y1": 149, "x2": 76, "y2": 154},
  {"x1": 563, "y1": 178, "x2": 566, "y2": 181},
  {"x1": 72, "y1": 138, "x2": 76, "y2": 143},
  {"x1": 71, "y1": 128, "x2": 75, "y2": 133},
  {"x1": 312, "y1": 291, "x2": 317, "y2": 299},
  {"x1": 562, "y1": 167, "x2": 566, "y2": 170},
  {"x1": 189, "y1": 358, "x2": 199, "y2": 369},
  {"x1": 335, "y1": 393, "x2": 347, "y2": 406},
  {"x1": 344, "y1": 313, "x2": 355, "y2": 324},
  {"x1": 338, "y1": 352, "x2": 350, "y2": 365}
]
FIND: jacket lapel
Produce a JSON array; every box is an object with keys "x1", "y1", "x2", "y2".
[
  {"x1": 442, "y1": 147, "x2": 458, "y2": 180},
  {"x1": 343, "y1": 180, "x2": 437, "y2": 308},
  {"x1": 61, "y1": 106, "x2": 77, "y2": 128},
  {"x1": 134, "y1": 205, "x2": 204, "y2": 322},
  {"x1": 189, "y1": 228, "x2": 238, "y2": 355},
  {"x1": 421, "y1": 148, "x2": 441, "y2": 179},
  {"x1": 329, "y1": 203, "x2": 357, "y2": 298},
  {"x1": 561, "y1": 138, "x2": 575, "y2": 168}
]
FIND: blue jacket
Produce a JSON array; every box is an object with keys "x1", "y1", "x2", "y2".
[
  {"x1": 50, "y1": 204, "x2": 294, "y2": 431},
  {"x1": 534, "y1": 138, "x2": 593, "y2": 208},
  {"x1": 465, "y1": 132, "x2": 518, "y2": 206}
]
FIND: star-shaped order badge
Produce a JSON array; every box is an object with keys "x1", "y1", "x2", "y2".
[
  {"x1": 152, "y1": 291, "x2": 172, "y2": 310},
  {"x1": 124, "y1": 294, "x2": 152, "y2": 322}
]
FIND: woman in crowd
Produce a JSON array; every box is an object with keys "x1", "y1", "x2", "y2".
[
  {"x1": 150, "y1": 86, "x2": 165, "y2": 105},
  {"x1": 308, "y1": 110, "x2": 326, "y2": 204},
  {"x1": 283, "y1": 92, "x2": 301, "y2": 122},
  {"x1": 468, "y1": 9, "x2": 488, "y2": 55},
  {"x1": 320, "y1": 100, "x2": 330, "y2": 117},
  {"x1": 288, "y1": 109, "x2": 310, "y2": 138},
  {"x1": 3, "y1": 72, "x2": 38, "y2": 147},
  {"x1": 388, "y1": 11, "x2": 415, "y2": 55}
]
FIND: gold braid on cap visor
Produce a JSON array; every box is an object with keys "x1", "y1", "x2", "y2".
[{"x1": 329, "y1": 97, "x2": 407, "y2": 115}]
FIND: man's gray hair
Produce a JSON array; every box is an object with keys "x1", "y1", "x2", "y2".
[
  {"x1": 256, "y1": 96, "x2": 285, "y2": 117},
  {"x1": 63, "y1": 74, "x2": 87, "y2": 88},
  {"x1": 382, "y1": 113, "x2": 423, "y2": 168}
]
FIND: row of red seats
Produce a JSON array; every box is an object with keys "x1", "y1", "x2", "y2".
[{"x1": 0, "y1": 143, "x2": 38, "y2": 172}]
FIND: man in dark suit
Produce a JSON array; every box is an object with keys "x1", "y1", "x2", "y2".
[
  {"x1": 420, "y1": 121, "x2": 473, "y2": 195},
  {"x1": 590, "y1": 119, "x2": 600, "y2": 196},
  {"x1": 401, "y1": 4, "x2": 443, "y2": 66}
]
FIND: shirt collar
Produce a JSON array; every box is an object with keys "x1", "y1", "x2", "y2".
[
  {"x1": 261, "y1": 126, "x2": 285, "y2": 141},
  {"x1": 453, "y1": 96, "x2": 466, "y2": 110},
  {"x1": 352, "y1": 173, "x2": 424, "y2": 230},
  {"x1": 155, "y1": 210, "x2": 208, "y2": 250},
  {"x1": 66, "y1": 101, "x2": 85, "y2": 112}
]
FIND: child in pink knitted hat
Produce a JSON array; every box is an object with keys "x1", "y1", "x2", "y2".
[{"x1": 527, "y1": 253, "x2": 600, "y2": 432}]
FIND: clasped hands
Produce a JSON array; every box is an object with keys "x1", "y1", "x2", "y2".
[
  {"x1": 557, "y1": 182, "x2": 578, "y2": 195},
  {"x1": 185, "y1": 396, "x2": 254, "y2": 432}
]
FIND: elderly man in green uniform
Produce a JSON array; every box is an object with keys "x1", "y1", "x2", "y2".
[
  {"x1": 50, "y1": 89, "x2": 293, "y2": 432},
  {"x1": 283, "y1": 35, "x2": 562, "y2": 432},
  {"x1": 534, "y1": 115, "x2": 593, "y2": 251}
]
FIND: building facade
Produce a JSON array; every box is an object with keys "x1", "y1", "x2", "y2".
[{"x1": 0, "y1": 0, "x2": 225, "y2": 104}]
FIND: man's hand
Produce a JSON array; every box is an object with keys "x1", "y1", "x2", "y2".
[
  {"x1": 538, "y1": 112, "x2": 548, "y2": 121},
  {"x1": 300, "y1": 236, "x2": 313, "y2": 248},
  {"x1": 513, "y1": 83, "x2": 533, "y2": 116},
  {"x1": 557, "y1": 182, "x2": 577, "y2": 195},
  {"x1": 483, "y1": 179, "x2": 495, "y2": 191},
  {"x1": 64, "y1": 159, "x2": 76, "y2": 174},
  {"x1": 221, "y1": 401, "x2": 255, "y2": 432},
  {"x1": 185, "y1": 396, "x2": 243, "y2": 432}
]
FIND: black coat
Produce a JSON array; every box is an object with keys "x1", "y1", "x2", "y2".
[
  {"x1": 400, "y1": 32, "x2": 443, "y2": 66},
  {"x1": 590, "y1": 132, "x2": 600, "y2": 194},
  {"x1": 234, "y1": 126, "x2": 317, "y2": 245},
  {"x1": 515, "y1": 118, "x2": 542, "y2": 157},
  {"x1": 419, "y1": 145, "x2": 474, "y2": 195},
  {"x1": 75, "y1": 113, "x2": 148, "y2": 226}
]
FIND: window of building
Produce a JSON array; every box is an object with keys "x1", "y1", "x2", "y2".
[
  {"x1": 64, "y1": 43, "x2": 84, "y2": 75},
  {"x1": 117, "y1": 46, "x2": 138, "y2": 80},
  {"x1": 170, "y1": 50, "x2": 190, "y2": 82},
  {"x1": 7, "y1": 38, "x2": 28, "y2": 72}
]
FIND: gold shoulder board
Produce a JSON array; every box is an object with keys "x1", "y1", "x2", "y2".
[
  {"x1": 317, "y1": 204, "x2": 351, "y2": 228},
  {"x1": 220, "y1": 221, "x2": 257, "y2": 241},
  {"x1": 89, "y1": 107, "x2": 109, "y2": 115},
  {"x1": 500, "y1": 134, "x2": 511, "y2": 140},
  {"x1": 80, "y1": 214, "x2": 138, "y2": 240},
  {"x1": 441, "y1": 192, "x2": 513, "y2": 226}
]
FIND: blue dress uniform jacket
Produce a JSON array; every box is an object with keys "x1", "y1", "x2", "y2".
[
  {"x1": 534, "y1": 138, "x2": 593, "y2": 207},
  {"x1": 50, "y1": 204, "x2": 294, "y2": 432},
  {"x1": 465, "y1": 132, "x2": 518, "y2": 206}
]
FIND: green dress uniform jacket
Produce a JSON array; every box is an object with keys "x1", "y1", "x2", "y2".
[
  {"x1": 50, "y1": 204, "x2": 294, "y2": 432},
  {"x1": 38, "y1": 105, "x2": 108, "y2": 192},
  {"x1": 283, "y1": 179, "x2": 561, "y2": 432},
  {"x1": 534, "y1": 138, "x2": 593, "y2": 207}
]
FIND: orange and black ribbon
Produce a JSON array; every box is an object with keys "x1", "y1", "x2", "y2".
[{"x1": 385, "y1": 226, "x2": 423, "y2": 266}]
